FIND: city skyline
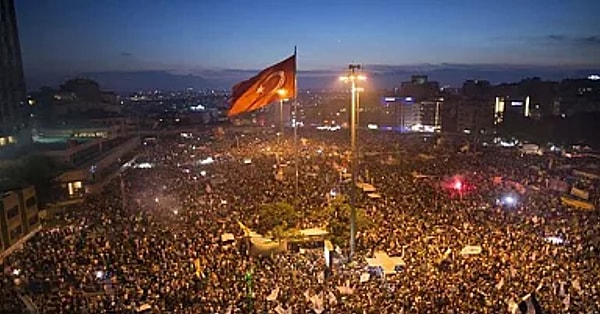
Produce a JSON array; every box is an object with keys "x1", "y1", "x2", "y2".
[{"x1": 16, "y1": 0, "x2": 600, "y2": 90}]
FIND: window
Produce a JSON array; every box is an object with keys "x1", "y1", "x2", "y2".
[
  {"x1": 6, "y1": 206, "x2": 19, "y2": 220},
  {"x1": 10, "y1": 225, "x2": 22, "y2": 240},
  {"x1": 25, "y1": 196, "x2": 37, "y2": 208},
  {"x1": 28, "y1": 215, "x2": 38, "y2": 227}
]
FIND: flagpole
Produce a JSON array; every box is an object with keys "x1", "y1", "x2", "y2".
[{"x1": 293, "y1": 46, "x2": 299, "y2": 198}]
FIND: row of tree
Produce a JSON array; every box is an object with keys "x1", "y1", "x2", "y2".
[{"x1": 250, "y1": 197, "x2": 371, "y2": 247}]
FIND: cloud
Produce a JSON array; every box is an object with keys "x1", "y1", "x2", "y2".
[
  {"x1": 546, "y1": 34, "x2": 566, "y2": 41},
  {"x1": 582, "y1": 36, "x2": 600, "y2": 45},
  {"x1": 120, "y1": 52, "x2": 133, "y2": 57},
  {"x1": 544, "y1": 34, "x2": 600, "y2": 47}
]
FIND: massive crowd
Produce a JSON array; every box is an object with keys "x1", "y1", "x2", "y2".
[{"x1": 1, "y1": 127, "x2": 599, "y2": 313}]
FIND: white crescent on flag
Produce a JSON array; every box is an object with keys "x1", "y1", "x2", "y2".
[{"x1": 257, "y1": 70, "x2": 286, "y2": 95}]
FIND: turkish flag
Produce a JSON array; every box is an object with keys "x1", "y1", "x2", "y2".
[{"x1": 227, "y1": 55, "x2": 296, "y2": 117}]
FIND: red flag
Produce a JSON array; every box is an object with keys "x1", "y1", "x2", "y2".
[{"x1": 228, "y1": 55, "x2": 296, "y2": 117}]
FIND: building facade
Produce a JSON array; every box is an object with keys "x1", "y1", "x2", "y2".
[
  {"x1": 0, "y1": 186, "x2": 40, "y2": 253},
  {"x1": 380, "y1": 96, "x2": 442, "y2": 132},
  {"x1": 0, "y1": 0, "x2": 28, "y2": 149}
]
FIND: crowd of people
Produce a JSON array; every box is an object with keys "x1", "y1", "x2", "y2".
[{"x1": 1, "y1": 126, "x2": 599, "y2": 313}]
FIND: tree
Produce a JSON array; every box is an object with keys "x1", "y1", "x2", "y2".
[
  {"x1": 325, "y1": 198, "x2": 371, "y2": 247},
  {"x1": 254, "y1": 202, "x2": 300, "y2": 238}
]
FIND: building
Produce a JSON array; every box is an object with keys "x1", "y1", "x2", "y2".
[
  {"x1": 462, "y1": 80, "x2": 492, "y2": 98},
  {"x1": 399, "y1": 75, "x2": 440, "y2": 102},
  {"x1": 0, "y1": 0, "x2": 28, "y2": 150},
  {"x1": 0, "y1": 186, "x2": 40, "y2": 254},
  {"x1": 494, "y1": 96, "x2": 533, "y2": 126},
  {"x1": 50, "y1": 136, "x2": 140, "y2": 199},
  {"x1": 380, "y1": 96, "x2": 442, "y2": 132},
  {"x1": 51, "y1": 79, "x2": 121, "y2": 116},
  {"x1": 558, "y1": 78, "x2": 600, "y2": 116},
  {"x1": 455, "y1": 100, "x2": 494, "y2": 134},
  {"x1": 419, "y1": 100, "x2": 442, "y2": 130}
]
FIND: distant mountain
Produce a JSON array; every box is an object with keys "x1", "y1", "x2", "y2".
[
  {"x1": 82, "y1": 71, "x2": 216, "y2": 93},
  {"x1": 25, "y1": 64, "x2": 600, "y2": 92}
]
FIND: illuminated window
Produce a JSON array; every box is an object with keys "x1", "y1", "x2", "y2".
[
  {"x1": 68, "y1": 181, "x2": 83, "y2": 196},
  {"x1": 0, "y1": 137, "x2": 6, "y2": 146}
]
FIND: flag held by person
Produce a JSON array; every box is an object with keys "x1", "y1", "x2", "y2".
[
  {"x1": 193, "y1": 258, "x2": 202, "y2": 278},
  {"x1": 228, "y1": 54, "x2": 296, "y2": 117},
  {"x1": 267, "y1": 286, "x2": 279, "y2": 301}
]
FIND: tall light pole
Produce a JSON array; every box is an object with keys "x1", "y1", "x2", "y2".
[
  {"x1": 293, "y1": 99, "x2": 299, "y2": 197},
  {"x1": 277, "y1": 88, "x2": 288, "y2": 151},
  {"x1": 340, "y1": 64, "x2": 366, "y2": 258},
  {"x1": 277, "y1": 89, "x2": 288, "y2": 146}
]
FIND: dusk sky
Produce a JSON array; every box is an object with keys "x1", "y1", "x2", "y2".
[{"x1": 16, "y1": 0, "x2": 600, "y2": 89}]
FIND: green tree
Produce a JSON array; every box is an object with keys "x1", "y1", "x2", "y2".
[
  {"x1": 254, "y1": 202, "x2": 300, "y2": 238},
  {"x1": 326, "y1": 198, "x2": 371, "y2": 247}
]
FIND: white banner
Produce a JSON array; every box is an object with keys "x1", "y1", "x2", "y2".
[{"x1": 460, "y1": 245, "x2": 482, "y2": 255}]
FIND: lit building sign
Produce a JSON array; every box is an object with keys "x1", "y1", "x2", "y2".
[{"x1": 494, "y1": 97, "x2": 505, "y2": 125}]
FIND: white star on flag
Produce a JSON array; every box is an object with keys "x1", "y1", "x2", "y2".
[{"x1": 257, "y1": 85, "x2": 264, "y2": 94}]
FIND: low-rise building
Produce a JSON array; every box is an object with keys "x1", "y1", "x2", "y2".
[{"x1": 0, "y1": 186, "x2": 40, "y2": 254}]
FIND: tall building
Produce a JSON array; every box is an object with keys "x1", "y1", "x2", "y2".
[
  {"x1": 0, "y1": 0, "x2": 28, "y2": 149},
  {"x1": 399, "y1": 75, "x2": 440, "y2": 101},
  {"x1": 380, "y1": 96, "x2": 442, "y2": 132}
]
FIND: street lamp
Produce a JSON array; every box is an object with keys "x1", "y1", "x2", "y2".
[
  {"x1": 339, "y1": 64, "x2": 366, "y2": 259},
  {"x1": 277, "y1": 89, "x2": 288, "y2": 138}
]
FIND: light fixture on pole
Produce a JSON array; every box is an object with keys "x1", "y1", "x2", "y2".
[
  {"x1": 277, "y1": 89, "x2": 288, "y2": 139},
  {"x1": 339, "y1": 64, "x2": 366, "y2": 259}
]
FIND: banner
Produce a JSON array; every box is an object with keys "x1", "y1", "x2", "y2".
[
  {"x1": 561, "y1": 197, "x2": 595, "y2": 210},
  {"x1": 570, "y1": 187, "x2": 589, "y2": 200},
  {"x1": 360, "y1": 272, "x2": 370, "y2": 283},
  {"x1": 267, "y1": 286, "x2": 279, "y2": 301},
  {"x1": 573, "y1": 170, "x2": 600, "y2": 180},
  {"x1": 460, "y1": 245, "x2": 482, "y2": 255}
]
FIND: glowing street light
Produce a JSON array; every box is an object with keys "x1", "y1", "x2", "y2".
[
  {"x1": 277, "y1": 88, "x2": 288, "y2": 97},
  {"x1": 277, "y1": 89, "x2": 288, "y2": 143},
  {"x1": 340, "y1": 64, "x2": 366, "y2": 259}
]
